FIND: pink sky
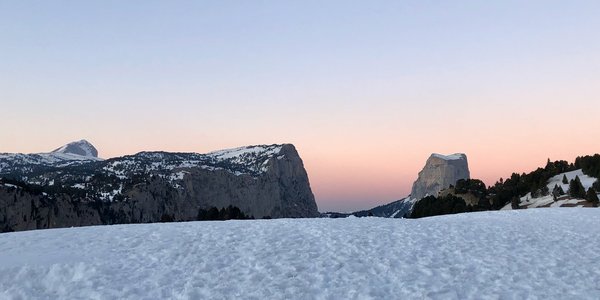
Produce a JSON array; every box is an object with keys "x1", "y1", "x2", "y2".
[
  {"x1": 2, "y1": 103, "x2": 598, "y2": 212},
  {"x1": 1, "y1": 1, "x2": 599, "y2": 212}
]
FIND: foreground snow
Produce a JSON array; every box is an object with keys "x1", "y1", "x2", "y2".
[{"x1": 1, "y1": 209, "x2": 600, "y2": 299}]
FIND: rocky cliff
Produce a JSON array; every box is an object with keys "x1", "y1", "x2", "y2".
[
  {"x1": 410, "y1": 153, "x2": 470, "y2": 200},
  {"x1": 0, "y1": 142, "x2": 319, "y2": 232}
]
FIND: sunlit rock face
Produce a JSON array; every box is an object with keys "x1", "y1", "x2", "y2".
[{"x1": 410, "y1": 153, "x2": 470, "y2": 200}]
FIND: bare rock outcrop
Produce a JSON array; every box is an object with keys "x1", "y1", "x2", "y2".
[{"x1": 410, "y1": 153, "x2": 470, "y2": 200}]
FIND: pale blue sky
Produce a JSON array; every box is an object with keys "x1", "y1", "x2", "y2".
[{"x1": 1, "y1": 1, "x2": 599, "y2": 212}]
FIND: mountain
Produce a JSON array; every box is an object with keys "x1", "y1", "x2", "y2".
[
  {"x1": 353, "y1": 155, "x2": 600, "y2": 219},
  {"x1": 51, "y1": 139, "x2": 98, "y2": 158},
  {"x1": 0, "y1": 140, "x2": 103, "y2": 177},
  {"x1": 0, "y1": 142, "x2": 320, "y2": 232},
  {"x1": 337, "y1": 153, "x2": 470, "y2": 219},
  {"x1": 410, "y1": 153, "x2": 470, "y2": 200}
]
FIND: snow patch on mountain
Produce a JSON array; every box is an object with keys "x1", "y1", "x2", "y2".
[
  {"x1": 99, "y1": 144, "x2": 285, "y2": 182},
  {"x1": 206, "y1": 145, "x2": 282, "y2": 161},
  {"x1": 431, "y1": 153, "x2": 466, "y2": 161}
]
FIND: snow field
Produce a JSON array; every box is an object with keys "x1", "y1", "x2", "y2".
[
  {"x1": 547, "y1": 169, "x2": 597, "y2": 194},
  {"x1": 1, "y1": 209, "x2": 600, "y2": 299}
]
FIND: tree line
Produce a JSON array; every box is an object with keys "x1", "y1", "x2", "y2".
[{"x1": 409, "y1": 155, "x2": 600, "y2": 218}]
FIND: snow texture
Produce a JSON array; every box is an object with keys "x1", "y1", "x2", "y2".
[
  {"x1": 206, "y1": 145, "x2": 282, "y2": 161},
  {"x1": 2, "y1": 209, "x2": 600, "y2": 299},
  {"x1": 431, "y1": 153, "x2": 466, "y2": 161}
]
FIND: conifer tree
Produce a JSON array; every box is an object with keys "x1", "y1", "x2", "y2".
[
  {"x1": 569, "y1": 176, "x2": 586, "y2": 199},
  {"x1": 562, "y1": 174, "x2": 569, "y2": 184},
  {"x1": 540, "y1": 185, "x2": 550, "y2": 197},
  {"x1": 586, "y1": 188, "x2": 599, "y2": 205},
  {"x1": 511, "y1": 196, "x2": 521, "y2": 209},
  {"x1": 552, "y1": 184, "x2": 565, "y2": 199},
  {"x1": 576, "y1": 176, "x2": 586, "y2": 198}
]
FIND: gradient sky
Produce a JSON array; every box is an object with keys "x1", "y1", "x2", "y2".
[{"x1": 1, "y1": 1, "x2": 599, "y2": 212}]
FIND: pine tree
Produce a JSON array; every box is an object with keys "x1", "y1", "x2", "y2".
[
  {"x1": 576, "y1": 176, "x2": 586, "y2": 198},
  {"x1": 569, "y1": 176, "x2": 586, "y2": 199},
  {"x1": 511, "y1": 196, "x2": 521, "y2": 209},
  {"x1": 586, "y1": 188, "x2": 599, "y2": 205},
  {"x1": 562, "y1": 174, "x2": 569, "y2": 184},
  {"x1": 552, "y1": 184, "x2": 565, "y2": 201},
  {"x1": 540, "y1": 185, "x2": 550, "y2": 197}
]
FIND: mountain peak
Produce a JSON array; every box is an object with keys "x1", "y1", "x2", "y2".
[{"x1": 51, "y1": 140, "x2": 99, "y2": 158}]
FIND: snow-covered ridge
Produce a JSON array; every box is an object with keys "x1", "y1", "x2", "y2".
[
  {"x1": 1, "y1": 143, "x2": 289, "y2": 202},
  {"x1": 0, "y1": 139, "x2": 102, "y2": 174},
  {"x1": 431, "y1": 153, "x2": 466, "y2": 161},
  {"x1": 0, "y1": 151, "x2": 103, "y2": 174},
  {"x1": 106, "y1": 144, "x2": 286, "y2": 177},
  {"x1": 206, "y1": 145, "x2": 282, "y2": 160},
  {"x1": 1, "y1": 142, "x2": 284, "y2": 179}
]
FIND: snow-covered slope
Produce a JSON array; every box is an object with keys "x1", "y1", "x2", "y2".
[
  {"x1": 502, "y1": 169, "x2": 599, "y2": 210},
  {"x1": 1, "y1": 144, "x2": 287, "y2": 193},
  {"x1": 1, "y1": 209, "x2": 599, "y2": 299},
  {"x1": 548, "y1": 169, "x2": 597, "y2": 192},
  {"x1": 352, "y1": 196, "x2": 417, "y2": 218},
  {"x1": 51, "y1": 139, "x2": 98, "y2": 158},
  {"x1": 117, "y1": 144, "x2": 284, "y2": 177}
]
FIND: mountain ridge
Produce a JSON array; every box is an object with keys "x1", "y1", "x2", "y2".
[{"x1": 0, "y1": 141, "x2": 320, "y2": 232}]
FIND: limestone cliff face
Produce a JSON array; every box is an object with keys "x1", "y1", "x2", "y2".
[
  {"x1": 410, "y1": 153, "x2": 470, "y2": 200},
  {"x1": 0, "y1": 143, "x2": 319, "y2": 232},
  {"x1": 175, "y1": 144, "x2": 318, "y2": 219}
]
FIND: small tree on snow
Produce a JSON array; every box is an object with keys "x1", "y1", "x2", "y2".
[
  {"x1": 586, "y1": 188, "x2": 599, "y2": 205},
  {"x1": 511, "y1": 196, "x2": 521, "y2": 209},
  {"x1": 540, "y1": 185, "x2": 550, "y2": 197},
  {"x1": 562, "y1": 174, "x2": 569, "y2": 184},
  {"x1": 569, "y1": 176, "x2": 586, "y2": 199},
  {"x1": 552, "y1": 184, "x2": 564, "y2": 201}
]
